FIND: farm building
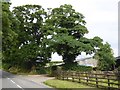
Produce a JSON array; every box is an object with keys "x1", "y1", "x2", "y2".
[
  {"x1": 76, "y1": 57, "x2": 98, "y2": 67},
  {"x1": 115, "y1": 56, "x2": 120, "y2": 68}
]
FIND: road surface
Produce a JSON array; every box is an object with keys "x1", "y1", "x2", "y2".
[{"x1": 0, "y1": 70, "x2": 55, "y2": 90}]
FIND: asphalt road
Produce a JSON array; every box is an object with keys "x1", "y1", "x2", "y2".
[{"x1": 0, "y1": 70, "x2": 55, "y2": 90}]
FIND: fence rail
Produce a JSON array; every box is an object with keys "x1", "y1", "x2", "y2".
[{"x1": 55, "y1": 70, "x2": 120, "y2": 89}]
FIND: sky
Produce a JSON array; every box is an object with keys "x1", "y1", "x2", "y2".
[{"x1": 10, "y1": 0, "x2": 119, "y2": 61}]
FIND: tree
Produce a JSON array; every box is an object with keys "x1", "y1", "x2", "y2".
[
  {"x1": 46, "y1": 4, "x2": 103, "y2": 65},
  {"x1": 12, "y1": 5, "x2": 51, "y2": 70},
  {"x1": 2, "y1": 2, "x2": 19, "y2": 69},
  {"x1": 94, "y1": 42, "x2": 115, "y2": 71},
  {"x1": 2, "y1": 3, "x2": 115, "y2": 72}
]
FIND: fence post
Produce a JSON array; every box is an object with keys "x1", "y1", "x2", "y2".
[
  {"x1": 118, "y1": 71, "x2": 120, "y2": 89},
  {"x1": 56, "y1": 70, "x2": 58, "y2": 79},
  {"x1": 72, "y1": 71, "x2": 74, "y2": 82},
  {"x1": 62, "y1": 71, "x2": 64, "y2": 80},
  {"x1": 78, "y1": 72, "x2": 81, "y2": 83},
  {"x1": 86, "y1": 72, "x2": 89, "y2": 84},
  {"x1": 60, "y1": 70, "x2": 62, "y2": 80},
  {"x1": 55, "y1": 70, "x2": 120, "y2": 89},
  {"x1": 95, "y1": 74, "x2": 98, "y2": 88},
  {"x1": 66, "y1": 71, "x2": 68, "y2": 80},
  {"x1": 107, "y1": 74, "x2": 110, "y2": 89},
  {"x1": 57, "y1": 70, "x2": 61, "y2": 79}
]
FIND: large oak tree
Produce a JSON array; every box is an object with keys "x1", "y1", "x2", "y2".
[
  {"x1": 46, "y1": 4, "x2": 103, "y2": 65},
  {"x1": 12, "y1": 5, "x2": 51, "y2": 70}
]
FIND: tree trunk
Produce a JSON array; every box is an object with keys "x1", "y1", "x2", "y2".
[{"x1": 63, "y1": 54, "x2": 76, "y2": 65}]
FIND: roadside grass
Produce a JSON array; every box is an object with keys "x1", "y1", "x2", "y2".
[
  {"x1": 4, "y1": 66, "x2": 50, "y2": 75},
  {"x1": 11, "y1": 70, "x2": 40, "y2": 75},
  {"x1": 64, "y1": 78, "x2": 118, "y2": 88},
  {"x1": 0, "y1": 62, "x2": 2, "y2": 69},
  {"x1": 0, "y1": 65, "x2": 2, "y2": 69},
  {"x1": 4, "y1": 67, "x2": 41, "y2": 75},
  {"x1": 44, "y1": 79, "x2": 100, "y2": 89},
  {"x1": 79, "y1": 78, "x2": 117, "y2": 88}
]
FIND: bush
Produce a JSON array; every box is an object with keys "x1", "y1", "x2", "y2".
[
  {"x1": 62, "y1": 64, "x2": 92, "y2": 71},
  {"x1": 118, "y1": 66, "x2": 120, "y2": 71},
  {"x1": 2, "y1": 63, "x2": 12, "y2": 71},
  {"x1": 45, "y1": 67, "x2": 51, "y2": 75},
  {"x1": 48, "y1": 66, "x2": 57, "y2": 76},
  {"x1": 36, "y1": 67, "x2": 47, "y2": 74},
  {"x1": 76, "y1": 65, "x2": 92, "y2": 71}
]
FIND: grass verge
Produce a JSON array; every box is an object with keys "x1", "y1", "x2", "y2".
[{"x1": 44, "y1": 79, "x2": 100, "y2": 89}]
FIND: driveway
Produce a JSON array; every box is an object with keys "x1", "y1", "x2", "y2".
[{"x1": 1, "y1": 70, "x2": 55, "y2": 89}]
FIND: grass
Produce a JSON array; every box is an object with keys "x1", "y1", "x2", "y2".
[
  {"x1": 62, "y1": 77, "x2": 119, "y2": 89},
  {"x1": 0, "y1": 65, "x2": 2, "y2": 69},
  {"x1": 44, "y1": 79, "x2": 100, "y2": 89}
]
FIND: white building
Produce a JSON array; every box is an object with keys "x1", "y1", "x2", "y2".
[{"x1": 76, "y1": 57, "x2": 98, "y2": 67}]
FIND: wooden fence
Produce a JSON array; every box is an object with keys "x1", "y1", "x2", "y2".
[{"x1": 55, "y1": 70, "x2": 120, "y2": 89}]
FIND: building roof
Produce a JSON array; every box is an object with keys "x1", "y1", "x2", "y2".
[
  {"x1": 116, "y1": 56, "x2": 120, "y2": 60},
  {"x1": 76, "y1": 57, "x2": 97, "y2": 67},
  {"x1": 76, "y1": 57, "x2": 92, "y2": 61}
]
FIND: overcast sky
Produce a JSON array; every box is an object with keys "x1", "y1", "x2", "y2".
[{"x1": 10, "y1": 0, "x2": 119, "y2": 60}]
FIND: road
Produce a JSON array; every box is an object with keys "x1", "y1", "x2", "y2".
[{"x1": 0, "y1": 70, "x2": 55, "y2": 90}]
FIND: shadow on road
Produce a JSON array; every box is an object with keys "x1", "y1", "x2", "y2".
[{"x1": 0, "y1": 70, "x2": 16, "y2": 79}]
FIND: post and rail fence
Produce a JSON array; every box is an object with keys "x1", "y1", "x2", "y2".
[{"x1": 54, "y1": 70, "x2": 120, "y2": 89}]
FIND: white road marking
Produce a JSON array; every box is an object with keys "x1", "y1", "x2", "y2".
[
  {"x1": 7, "y1": 77, "x2": 24, "y2": 90},
  {"x1": 16, "y1": 84, "x2": 23, "y2": 89},
  {"x1": 10, "y1": 80, "x2": 15, "y2": 84}
]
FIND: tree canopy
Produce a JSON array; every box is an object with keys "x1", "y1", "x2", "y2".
[
  {"x1": 94, "y1": 42, "x2": 115, "y2": 70},
  {"x1": 46, "y1": 4, "x2": 103, "y2": 64},
  {"x1": 2, "y1": 2, "x2": 19, "y2": 69},
  {"x1": 2, "y1": 3, "x2": 115, "y2": 71},
  {"x1": 12, "y1": 4, "x2": 51, "y2": 70}
]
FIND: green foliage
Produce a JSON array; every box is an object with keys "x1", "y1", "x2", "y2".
[
  {"x1": 2, "y1": 2, "x2": 19, "y2": 70},
  {"x1": 46, "y1": 4, "x2": 103, "y2": 64},
  {"x1": 2, "y1": 3, "x2": 114, "y2": 73},
  {"x1": 0, "y1": 52, "x2": 2, "y2": 68},
  {"x1": 12, "y1": 5, "x2": 51, "y2": 69},
  {"x1": 44, "y1": 67, "x2": 52, "y2": 75},
  {"x1": 94, "y1": 42, "x2": 115, "y2": 71},
  {"x1": 2, "y1": 4, "x2": 51, "y2": 71},
  {"x1": 62, "y1": 64, "x2": 92, "y2": 71},
  {"x1": 2, "y1": 63, "x2": 11, "y2": 70},
  {"x1": 117, "y1": 66, "x2": 120, "y2": 71},
  {"x1": 34, "y1": 67, "x2": 47, "y2": 74}
]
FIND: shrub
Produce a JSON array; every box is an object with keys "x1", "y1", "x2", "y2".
[
  {"x1": 49, "y1": 66, "x2": 57, "y2": 76},
  {"x1": 62, "y1": 64, "x2": 92, "y2": 71},
  {"x1": 2, "y1": 63, "x2": 12, "y2": 71},
  {"x1": 45, "y1": 67, "x2": 51, "y2": 75},
  {"x1": 36, "y1": 67, "x2": 47, "y2": 74},
  {"x1": 118, "y1": 66, "x2": 120, "y2": 71}
]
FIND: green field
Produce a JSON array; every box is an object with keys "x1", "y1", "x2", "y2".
[{"x1": 44, "y1": 79, "x2": 99, "y2": 89}]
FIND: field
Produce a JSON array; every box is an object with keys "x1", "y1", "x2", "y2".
[{"x1": 44, "y1": 79, "x2": 99, "y2": 89}]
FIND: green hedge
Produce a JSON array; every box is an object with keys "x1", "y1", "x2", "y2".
[
  {"x1": 118, "y1": 66, "x2": 120, "y2": 71},
  {"x1": 62, "y1": 64, "x2": 92, "y2": 71}
]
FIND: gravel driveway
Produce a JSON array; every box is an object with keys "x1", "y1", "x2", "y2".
[{"x1": 17, "y1": 74, "x2": 55, "y2": 87}]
